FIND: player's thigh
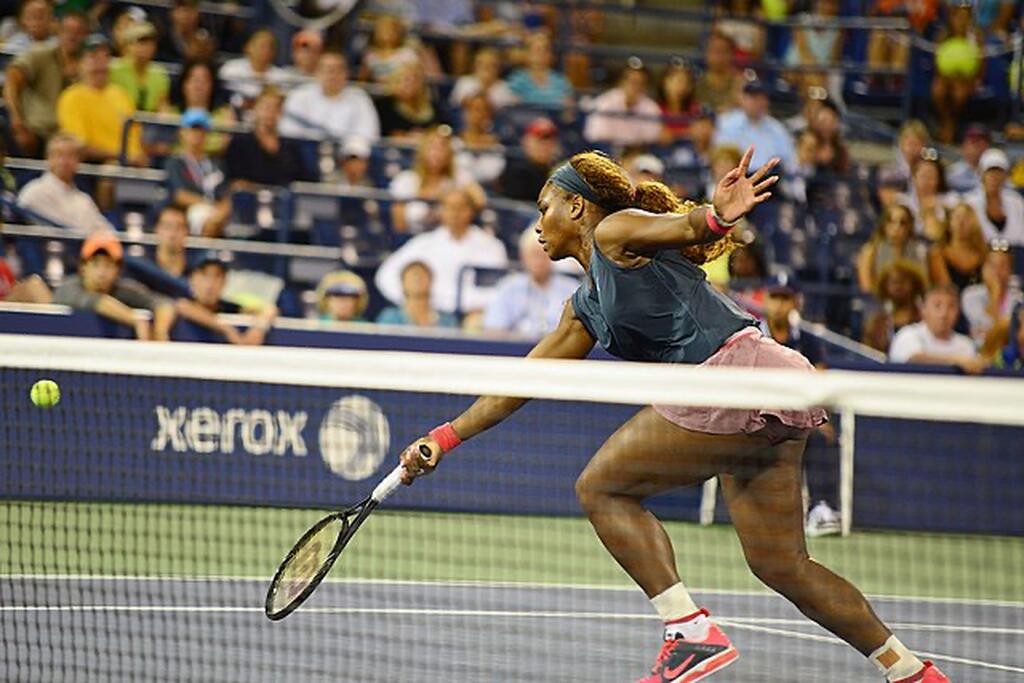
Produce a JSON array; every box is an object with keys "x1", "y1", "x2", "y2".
[
  {"x1": 719, "y1": 438, "x2": 809, "y2": 574},
  {"x1": 577, "y1": 407, "x2": 766, "y2": 500}
]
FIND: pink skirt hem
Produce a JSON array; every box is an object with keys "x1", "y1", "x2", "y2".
[{"x1": 653, "y1": 328, "x2": 827, "y2": 441}]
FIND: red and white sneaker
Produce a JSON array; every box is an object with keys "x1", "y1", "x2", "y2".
[
  {"x1": 894, "y1": 661, "x2": 951, "y2": 683},
  {"x1": 635, "y1": 614, "x2": 738, "y2": 683}
]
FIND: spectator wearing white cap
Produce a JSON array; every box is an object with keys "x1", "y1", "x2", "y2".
[
  {"x1": 964, "y1": 149, "x2": 1024, "y2": 246},
  {"x1": 483, "y1": 229, "x2": 578, "y2": 338},
  {"x1": 329, "y1": 137, "x2": 375, "y2": 189},
  {"x1": 279, "y1": 51, "x2": 380, "y2": 142},
  {"x1": 583, "y1": 58, "x2": 663, "y2": 147}
]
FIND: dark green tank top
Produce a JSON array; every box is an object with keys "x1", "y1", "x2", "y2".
[{"x1": 571, "y1": 242, "x2": 756, "y2": 364}]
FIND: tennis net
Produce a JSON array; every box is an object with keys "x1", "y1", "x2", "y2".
[{"x1": 2, "y1": 333, "x2": 1023, "y2": 682}]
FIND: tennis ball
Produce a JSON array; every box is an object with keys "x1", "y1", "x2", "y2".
[
  {"x1": 30, "y1": 379, "x2": 60, "y2": 409},
  {"x1": 935, "y1": 38, "x2": 981, "y2": 78},
  {"x1": 762, "y1": 0, "x2": 788, "y2": 20}
]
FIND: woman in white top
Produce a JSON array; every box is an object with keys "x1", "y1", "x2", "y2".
[
  {"x1": 897, "y1": 151, "x2": 960, "y2": 241},
  {"x1": 389, "y1": 128, "x2": 486, "y2": 233}
]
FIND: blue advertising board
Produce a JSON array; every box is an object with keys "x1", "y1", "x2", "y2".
[
  {"x1": 2, "y1": 366, "x2": 1021, "y2": 534},
  {"x1": 1, "y1": 367, "x2": 703, "y2": 520}
]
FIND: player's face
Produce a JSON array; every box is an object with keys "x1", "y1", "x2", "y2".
[{"x1": 535, "y1": 183, "x2": 577, "y2": 261}]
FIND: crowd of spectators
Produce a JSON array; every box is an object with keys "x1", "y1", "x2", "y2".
[{"x1": 0, "y1": 0, "x2": 1022, "y2": 372}]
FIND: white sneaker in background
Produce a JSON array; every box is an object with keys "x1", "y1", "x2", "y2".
[{"x1": 805, "y1": 501, "x2": 842, "y2": 537}]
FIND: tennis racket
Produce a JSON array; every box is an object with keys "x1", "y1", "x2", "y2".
[{"x1": 264, "y1": 444, "x2": 431, "y2": 620}]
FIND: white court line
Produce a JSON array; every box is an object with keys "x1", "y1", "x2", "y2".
[
  {"x1": 719, "y1": 617, "x2": 1024, "y2": 636},
  {"x1": 715, "y1": 620, "x2": 1024, "y2": 675},
  {"x1": 3, "y1": 604, "x2": 1020, "y2": 674},
  {"x1": 3, "y1": 574, "x2": 1022, "y2": 609}
]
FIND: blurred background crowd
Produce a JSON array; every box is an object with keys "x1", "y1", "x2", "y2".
[{"x1": 1, "y1": 0, "x2": 1023, "y2": 373}]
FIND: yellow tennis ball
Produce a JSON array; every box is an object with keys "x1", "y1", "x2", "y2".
[
  {"x1": 762, "y1": 0, "x2": 788, "y2": 20},
  {"x1": 30, "y1": 379, "x2": 61, "y2": 409},
  {"x1": 935, "y1": 38, "x2": 980, "y2": 78}
]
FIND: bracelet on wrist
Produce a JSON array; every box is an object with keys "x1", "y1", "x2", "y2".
[
  {"x1": 429, "y1": 422, "x2": 462, "y2": 453},
  {"x1": 707, "y1": 204, "x2": 741, "y2": 235}
]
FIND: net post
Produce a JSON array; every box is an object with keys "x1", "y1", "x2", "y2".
[
  {"x1": 699, "y1": 477, "x2": 718, "y2": 526},
  {"x1": 839, "y1": 408, "x2": 856, "y2": 537}
]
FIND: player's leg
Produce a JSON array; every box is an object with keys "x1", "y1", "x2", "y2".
[
  {"x1": 575, "y1": 407, "x2": 763, "y2": 598},
  {"x1": 720, "y1": 436, "x2": 948, "y2": 682},
  {"x1": 575, "y1": 407, "x2": 760, "y2": 682}
]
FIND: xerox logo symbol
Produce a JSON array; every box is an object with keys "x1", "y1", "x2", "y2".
[
  {"x1": 150, "y1": 406, "x2": 309, "y2": 456},
  {"x1": 317, "y1": 396, "x2": 390, "y2": 481}
]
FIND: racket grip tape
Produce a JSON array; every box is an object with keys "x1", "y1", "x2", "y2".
[{"x1": 371, "y1": 445, "x2": 435, "y2": 503}]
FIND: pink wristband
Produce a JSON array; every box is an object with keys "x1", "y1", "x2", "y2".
[
  {"x1": 429, "y1": 422, "x2": 462, "y2": 453},
  {"x1": 706, "y1": 206, "x2": 737, "y2": 235}
]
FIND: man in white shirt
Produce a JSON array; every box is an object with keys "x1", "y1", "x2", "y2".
[
  {"x1": 714, "y1": 80, "x2": 798, "y2": 173},
  {"x1": 17, "y1": 132, "x2": 114, "y2": 233},
  {"x1": 483, "y1": 228, "x2": 579, "y2": 338},
  {"x1": 375, "y1": 189, "x2": 507, "y2": 314},
  {"x1": 583, "y1": 59, "x2": 663, "y2": 147},
  {"x1": 889, "y1": 284, "x2": 986, "y2": 373},
  {"x1": 964, "y1": 148, "x2": 1024, "y2": 246},
  {"x1": 279, "y1": 51, "x2": 380, "y2": 142}
]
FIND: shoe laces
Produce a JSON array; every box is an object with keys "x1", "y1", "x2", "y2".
[{"x1": 652, "y1": 639, "x2": 678, "y2": 673}]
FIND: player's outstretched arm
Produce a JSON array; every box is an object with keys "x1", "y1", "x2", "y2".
[
  {"x1": 598, "y1": 146, "x2": 779, "y2": 255},
  {"x1": 400, "y1": 302, "x2": 595, "y2": 484}
]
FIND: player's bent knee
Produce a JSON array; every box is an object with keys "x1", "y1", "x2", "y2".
[{"x1": 746, "y1": 551, "x2": 812, "y2": 594}]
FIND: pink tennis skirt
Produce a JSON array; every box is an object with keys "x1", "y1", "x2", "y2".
[{"x1": 653, "y1": 327, "x2": 827, "y2": 442}]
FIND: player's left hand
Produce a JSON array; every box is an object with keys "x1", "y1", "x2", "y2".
[
  {"x1": 399, "y1": 436, "x2": 443, "y2": 485},
  {"x1": 712, "y1": 146, "x2": 780, "y2": 224}
]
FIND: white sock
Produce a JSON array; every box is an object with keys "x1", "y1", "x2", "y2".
[
  {"x1": 869, "y1": 635, "x2": 925, "y2": 682},
  {"x1": 650, "y1": 583, "x2": 709, "y2": 641}
]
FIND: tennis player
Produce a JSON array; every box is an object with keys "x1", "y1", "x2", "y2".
[{"x1": 399, "y1": 147, "x2": 949, "y2": 683}]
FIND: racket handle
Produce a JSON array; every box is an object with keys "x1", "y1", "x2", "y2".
[
  {"x1": 370, "y1": 445, "x2": 434, "y2": 503},
  {"x1": 371, "y1": 464, "x2": 405, "y2": 503}
]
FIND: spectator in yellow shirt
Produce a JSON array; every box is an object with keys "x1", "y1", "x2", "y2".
[{"x1": 56, "y1": 34, "x2": 146, "y2": 166}]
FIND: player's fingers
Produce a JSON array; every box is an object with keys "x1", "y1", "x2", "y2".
[
  {"x1": 754, "y1": 191, "x2": 773, "y2": 204},
  {"x1": 400, "y1": 445, "x2": 425, "y2": 476},
  {"x1": 749, "y1": 157, "x2": 780, "y2": 183},
  {"x1": 738, "y1": 146, "x2": 754, "y2": 175},
  {"x1": 753, "y1": 175, "x2": 779, "y2": 194}
]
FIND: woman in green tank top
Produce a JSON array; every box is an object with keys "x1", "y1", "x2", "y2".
[{"x1": 396, "y1": 147, "x2": 947, "y2": 683}]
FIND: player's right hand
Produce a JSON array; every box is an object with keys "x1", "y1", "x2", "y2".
[{"x1": 400, "y1": 436, "x2": 442, "y2": 485}]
